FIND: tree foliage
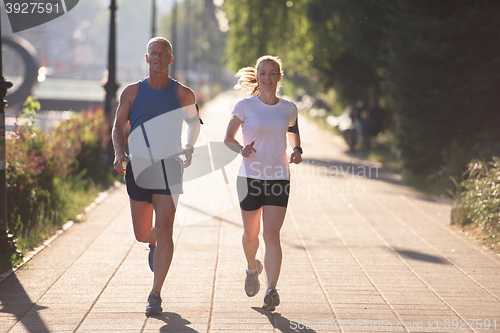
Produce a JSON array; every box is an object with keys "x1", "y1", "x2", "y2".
[
  {"x1": 159, "y1": 0, "x2": 228, "y2": 93},
  {"x1": 383, "y1": 0, "x2": 500, "y2": 175},
  {"x1": 223, "y1": 0, "x2": 500, "y2": 178},
  {"x1": 307, "y1": 0, "x2": 385, "y2": 101},
  {"x1": 224, "y1": 0, "x2": 313, "y2": 75}
]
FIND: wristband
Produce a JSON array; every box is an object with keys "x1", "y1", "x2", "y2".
[
  {"x1": 293, "y1": 146, "x2": 303, "y2": 154},
  {"x1": 185, "y1": 113, "x2": 200, "y2": 124},
  {"x1": 185, "y1": 144, "x2": 195, "y2": 153}
]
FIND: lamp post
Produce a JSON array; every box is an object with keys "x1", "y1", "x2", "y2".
[
  {"x1": 0, "y1": 15, "x2": 19, "y2": 257},
  {"x1": 103, "y1": 0, "x2": 119, "y2": 119},
  {"x1": 151, "y1": 0, "x2": 156, "y2": 38},
  {"x1": 184, "y1": 0, "x2": 190, "y2": 86},
  {"x1": 171, "y1": 0, "x2": 177, "y2": 78}
]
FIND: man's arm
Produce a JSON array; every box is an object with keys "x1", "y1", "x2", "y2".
[
  {"x1": 112, "y1": 83, "x2": 138, "y2": 174},
  {"x1": 177, "y1": 83, "x2": 201, "y2": 167}
]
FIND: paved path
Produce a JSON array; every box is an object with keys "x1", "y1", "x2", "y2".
[{"x1": 1, "y1": 91, "x2": 500, "y2": 333}]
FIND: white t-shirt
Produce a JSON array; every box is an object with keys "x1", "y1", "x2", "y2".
[{"x1": 231, "y1": 95, "x2": 298, "y2": 180}]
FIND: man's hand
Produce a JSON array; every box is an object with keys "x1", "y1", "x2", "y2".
[
  {"x1": 113, "y1": 152, "x2": 129, "y2": 175},
  {"x1": 182, "y1": 148, "x2": 193, "y2": 167}
]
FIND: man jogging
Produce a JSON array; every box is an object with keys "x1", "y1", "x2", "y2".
[{"x1": 112, "y1": 37, "x2": 201, "y2": 316}]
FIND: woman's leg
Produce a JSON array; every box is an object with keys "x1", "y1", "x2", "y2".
[
  {"x1": 262, "y1": 205, "x2": 287, "y2": 289},
  {"x1": 241, "y1": 208, "x2": 262, "y2": 270}
]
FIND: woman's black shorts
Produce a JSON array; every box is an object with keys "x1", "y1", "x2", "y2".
[{"x1": 237, "y1": 176, "x2": 290, "y2": 211}]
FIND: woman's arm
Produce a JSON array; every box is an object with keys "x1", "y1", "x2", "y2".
[
  {"x1": 224, "y1": 115, "x2": 256, "y2": 157},
  {"x1": 287, "y1": 119, "x2": 302, "y2": 164}
]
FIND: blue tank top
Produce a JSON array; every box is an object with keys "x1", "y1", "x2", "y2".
[
  {"x1": 129, "y1": 78, "x2": 183, "y2": 133},
  {"x1": 127, "y1": 78, "x2": 185, "y2": 187}
]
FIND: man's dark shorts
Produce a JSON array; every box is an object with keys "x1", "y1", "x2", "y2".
[
  {"x1": 125, "y1": 159, "x2": 183, "y2": 203},
  {"x1": 237, "y1": 176, "x2": 290, "y2": 211}
]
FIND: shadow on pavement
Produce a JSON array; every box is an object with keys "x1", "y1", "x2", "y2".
[
  {"x1": 253, "y1": 307, "x2": 318, "y2": 333},
  {"x1": 151, "y1": 312, "x2": 199, "y2": 332},
  {"x1": 177, "y1": 202, "x2": 306, "y2": 251},
  {"x1": 396, "y1": 250, "x2": 449, "y2": 265},
  {"x1": 301, "y1": 158, "x2": 403, "y2": 187},
  {"x1": 177, "y1": 201, "x2": 242, "y2": 230},
  {"x1": 0, "y1": 273, "x2": 49, "y2": 332}
]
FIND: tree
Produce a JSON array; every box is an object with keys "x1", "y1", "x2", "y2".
[
  {"x1": 224, "y1": 0, "x2": 313, "y2": 75},
  {"x1": 223, "y1": 0, "x2": 500, "y2": 179},
  {"x1": 383, "y1": 0, "x2": 500, "y2": 176},
  {"x1": 307, "y1": 0, "x2": 385, "y2": 102}
]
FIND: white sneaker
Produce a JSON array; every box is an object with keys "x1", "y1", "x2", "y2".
[
  {"x1": 245, "y1": 259, "x2": 263, "y2": 297},
  {"x1": 262, "y1": 287, "x2": 280, "y2": 311}
]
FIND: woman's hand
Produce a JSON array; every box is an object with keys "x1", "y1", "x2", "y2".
[
  {"x1": 241, "y1": 141, "x2": 257, "y2": 157},
  {"x1": 289, "y1": 149, "x2": 302, "y2": 164}
]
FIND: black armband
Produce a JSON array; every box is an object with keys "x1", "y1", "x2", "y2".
[
  {"x1": 288, "y1": 119, "x2": 299, "y2": 134},
  {"x1": 196, "y1": 103, "x2": 204, "y2": 125}
]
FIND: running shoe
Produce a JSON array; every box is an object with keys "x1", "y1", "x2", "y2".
[
  {"x1": 245, "y1": 259, "x2": 263, "y2": 297},
  {"x1": 145, "y1": 291, "x2": 162, "y2": 316},
  {"x1": 148, "y1": 244, "x2": 155, "y2": 272},
  {"x1": 262, "y1": 287, "x2": 280, "y2": 311}
]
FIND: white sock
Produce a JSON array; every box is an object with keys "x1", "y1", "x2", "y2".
[
  {"x1": 246, "y1": 267, "x2": 257, "y2": 274},
  {"x1": 246, "y1": 261, "x2": 259, "y2": 274}
]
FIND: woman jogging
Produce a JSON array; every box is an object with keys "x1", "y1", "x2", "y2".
[{"x1": 224, "y1": 55, "x2": 303, "y2": 311}]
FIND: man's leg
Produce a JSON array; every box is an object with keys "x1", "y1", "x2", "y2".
[
  {"x1": 130, "y1": 199, "x2": 155, "y2": 246},
  {"x1": 151, "y1": 194, "x2": 178, "y2": 293}
]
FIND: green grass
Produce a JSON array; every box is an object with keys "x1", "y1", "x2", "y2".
[{"x1": 0, "y1": 177, "x2": 113, "y2": 274}]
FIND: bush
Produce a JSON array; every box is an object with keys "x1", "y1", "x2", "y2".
[
  {"x1": 5, "y1": 107, "x2": 115, "y2": 254},
  {"x1": 456, "y1": 157, "x2": 500, "y2": 233}
]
